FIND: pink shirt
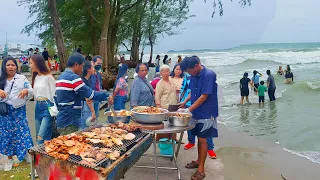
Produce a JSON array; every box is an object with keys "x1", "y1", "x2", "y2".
[{"x1": 151, "y1": 78, "x2": 161, "y2": 90}]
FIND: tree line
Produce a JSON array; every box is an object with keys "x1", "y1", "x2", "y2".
[{"x1": 18, "y1": 0, "x2": 251, "y2": 71}]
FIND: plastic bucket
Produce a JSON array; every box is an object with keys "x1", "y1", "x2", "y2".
[{"x1": 158, "y1": 138, "x2": 175, "y2": 156}]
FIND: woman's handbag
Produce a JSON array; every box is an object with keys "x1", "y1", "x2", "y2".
[
  {"x1": 48, "y1": 101, "x2": 59, "y2": 117},
  {"x1": 0, "y1": 79, "x2": 16, "y2": 116},
  {"x1": 0, "y1": 101, "x2": 8, "y2": 116}
]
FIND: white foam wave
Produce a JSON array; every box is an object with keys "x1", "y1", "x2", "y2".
[
  {"x1": 283, "y1": 148, "x2": 320, "y2": 164},
  {"x1": 307, "y1": 82, "x2": 320, "y2": 90},
  {"x1": 217, "y1": 120, "x2": 227, "y2": 126}
]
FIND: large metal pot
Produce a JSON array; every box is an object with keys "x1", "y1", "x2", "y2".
[
  {"x1": 104, "y1": 111, "x2": 131, "y2": 124},
  {"x1": 168, "y1": 112, "x2": 191, "y2": 127},
  {"x1": 131, "y1": 107, "x2": 169, "y2": 124}
]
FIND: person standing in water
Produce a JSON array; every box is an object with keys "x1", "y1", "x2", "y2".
[
  {"x1": 251, "y1": 70, "x2": 263, "y2": 95},
  {"x1": 258, "y1": 81, "x2": 267, "y2": 104},
  {"x1": 240, "y1": 72, "x2": 253, "y2": 104},
  {"x1": 284, "y1": 65, "x2": 294, "y2": 84},
  {"x1": 277, "y1": 66, "x2": 284, "y2": 75},
  {"x1": 266, "y1": 70, "x2": 276, "y2": 101}
]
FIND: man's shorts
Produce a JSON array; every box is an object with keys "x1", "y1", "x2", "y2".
[{"x1": 191, "y1": 117, "x2": 218, "y2": 138}]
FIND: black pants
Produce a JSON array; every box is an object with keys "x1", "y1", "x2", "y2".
[{"x1": 268, "y1": 88, "x2": 276, "y2": 101}]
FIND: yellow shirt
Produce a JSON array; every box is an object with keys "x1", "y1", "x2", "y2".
[{"x1": 155, "y1": 79, "x2": 178, "y2": 109}]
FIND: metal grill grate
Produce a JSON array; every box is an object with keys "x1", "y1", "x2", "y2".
[{"x1": 29, "y1": 127, "x2": 149, "y2": 170}]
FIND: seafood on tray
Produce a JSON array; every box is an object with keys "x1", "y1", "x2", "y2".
[
  {"x1": 136, "y1": 106, "x2": 164, "y2": 114},
  {"x1": 43, "y1": 126, "x2": 136, "y2": 165},
  {"x1": 44, "y1": 134, "x2": 121, "y2": 166},
  {"x1": 110, "y1": 110, "x2": 131, "y2": 116},
  {"x1": 81, "y1": 125, "x2": 137, "y2": 147},
  {"x1": 109, "y1": 122, "x2": 141, "y2": 132}
]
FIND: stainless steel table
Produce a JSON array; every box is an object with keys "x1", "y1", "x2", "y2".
[{"x1": 134, "y1": 119, "x2": 196, "y2": 180}]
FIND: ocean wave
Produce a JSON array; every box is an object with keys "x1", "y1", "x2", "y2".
[
  {"x1": 293, "y1": 81, "x2": 320, "y2": 91},
  {"x1": 283, "y1": 148, "x2": 320, "y2": 164},
  {"x1": 307, "y1": 82, "x2": 320, "y2": 90}
]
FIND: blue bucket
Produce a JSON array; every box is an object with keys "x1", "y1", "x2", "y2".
[{"x1": 158, "y1": 138, "x2": 175, "y2": 156}]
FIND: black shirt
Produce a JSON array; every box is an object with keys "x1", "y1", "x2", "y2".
[
  {"x1": 42, "y1": 51, "x2": 49, "y2": 60},
  {"x1": 81, "y1": 77, "x2": 92, "y2": 101},
  {"x1": 240, "y1": 77, "x2": 251, "y2": 90}
]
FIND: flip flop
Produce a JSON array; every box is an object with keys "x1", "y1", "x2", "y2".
[
  {"x1": 185, "y1": 161, "x2": 199, "y2": 169},
  {"x1": 190, "y1": 171, "x2": 206, "y2": 180}
]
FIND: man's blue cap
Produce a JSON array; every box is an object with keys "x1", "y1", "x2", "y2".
[{"x1": 180, "y1": 56, "x2": 200, "y2": 71}]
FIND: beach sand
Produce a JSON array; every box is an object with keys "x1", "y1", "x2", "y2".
[{"x1": 215, "y1": 124, "x2": 320, "y2": 180}]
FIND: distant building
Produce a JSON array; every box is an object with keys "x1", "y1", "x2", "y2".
[
  {"x1": 5, "y1": 43, "x2": 44, "y2": 52},
  {"x1": 8, "y1": 48, "x2": 24, "y2": 58}
]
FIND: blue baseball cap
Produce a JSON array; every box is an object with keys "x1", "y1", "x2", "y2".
[{"x1": 180, "y1": 56, "x2": 200, "y2": 71}]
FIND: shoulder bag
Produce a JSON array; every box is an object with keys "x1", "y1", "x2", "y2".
[{"x1": 0, "y1": 79, "x2": 16, "y2": 116}]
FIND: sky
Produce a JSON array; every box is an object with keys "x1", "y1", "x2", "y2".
[{"x1": 0, "y1": 0, "x2": 320, "y2": 53}]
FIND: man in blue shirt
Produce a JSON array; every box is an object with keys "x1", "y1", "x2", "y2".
[
  {"x1": 179, "y1": 56, "x2": 218, "y2": 180},
  {"x1": 90, "y1": 55, "x2": 104, "y2": 119},
  {"x1": 56, "y1": 53, "x2": 109, "y2": 135},
  {"x1": 181, "y1": 73, "x2": 216, "y2": 159}
]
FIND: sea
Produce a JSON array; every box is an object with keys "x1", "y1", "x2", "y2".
[{"x1": 140, "y1": 42, "x2": 320, "y2": 165}]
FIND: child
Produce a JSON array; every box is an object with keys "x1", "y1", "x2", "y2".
[{"x1": 258, "y1": 80, "x2": 267, "y2": 104}]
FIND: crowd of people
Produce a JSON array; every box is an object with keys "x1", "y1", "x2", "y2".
[
  {"x1": 0, "y1": 53, "x2": 218, "y2": 180},
  {"x1": 239, "y1": 65, "x2": 293, "y2": 105}
]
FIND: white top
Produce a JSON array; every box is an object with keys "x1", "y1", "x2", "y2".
[
  {"x1": 33, "y1": 75, "x2": 56, "y2": 102},
  {"x1": 1, "y1": 73, "x2": 34, "y2": 107}
]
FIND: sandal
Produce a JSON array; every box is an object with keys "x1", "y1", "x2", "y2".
[
  {"x1": 190, "y1": 171, "x2": 206, "y2": 180},
  {"x1": 185, "y1": 161, "x2": 199, "y2": 169}
]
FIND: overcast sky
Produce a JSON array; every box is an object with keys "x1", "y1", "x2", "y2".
[{"x1": 0, "y1": 0, "x2": 320, "y2": 53}]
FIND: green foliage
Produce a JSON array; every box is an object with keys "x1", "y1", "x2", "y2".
[{"x1": 19, "y1": 0, "x2": 251, "y2": 62}]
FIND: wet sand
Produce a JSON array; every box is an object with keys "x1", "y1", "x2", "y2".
[{"x1": 215, "y1": 124, "x2": 320, "y2": 180}]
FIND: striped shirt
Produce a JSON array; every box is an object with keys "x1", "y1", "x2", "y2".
[{"x1": 56, "y1": 68, "x2": 108, "y2": 128}]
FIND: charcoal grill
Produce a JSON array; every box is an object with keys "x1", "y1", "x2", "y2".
[{"x1": 28, "y1": 125, "x2": 153, "y2": 180}]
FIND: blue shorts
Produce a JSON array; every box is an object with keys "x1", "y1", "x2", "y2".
[{"x1": 191, "y1": 118, "x2": 218, "y2": 139}]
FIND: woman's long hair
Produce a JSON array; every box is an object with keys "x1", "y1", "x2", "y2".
[
  {"x1": 162, "y1": 55, "x2": 168, "y2": 64},
  {"x1": 114, "y1": 64, "x2": 128, "y2": 89},
  {"x1": 82, "y1": 61, "x2": 93, "y2": 78},
  {"x1": 170, "y1": 64, "x2": 184, "y2": 78},
  {"x1": 0, "y1": 56, "x2": 19, "y2": 90},
  {"x1": 30, "y1": 54, "x2": 51, "y2": 88}
]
